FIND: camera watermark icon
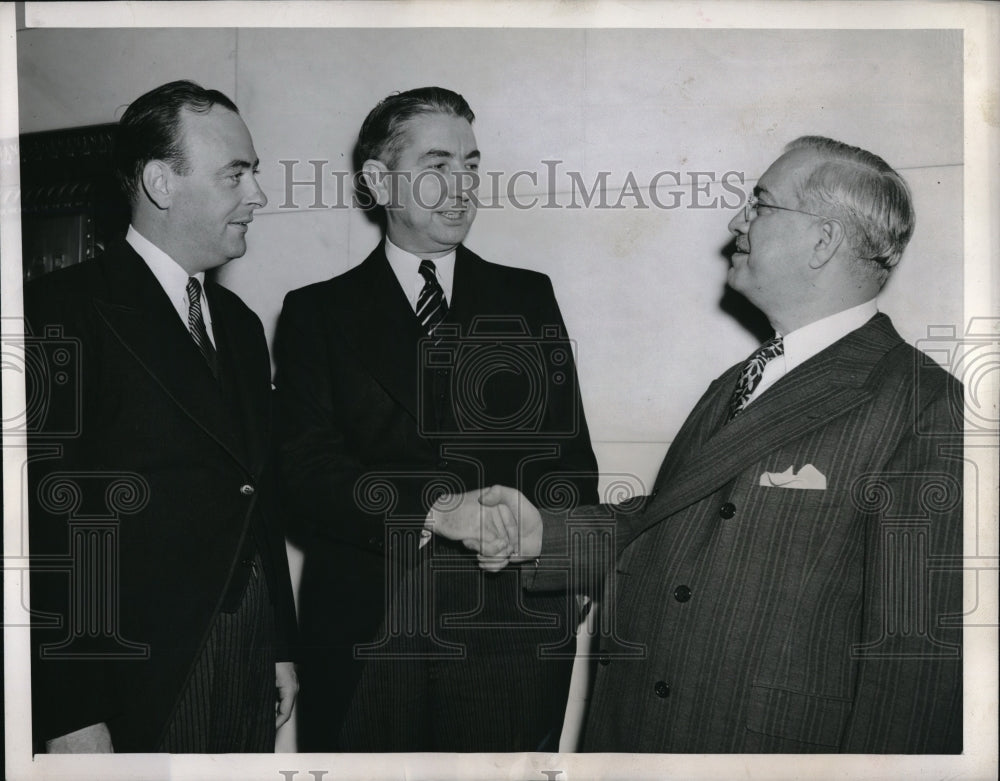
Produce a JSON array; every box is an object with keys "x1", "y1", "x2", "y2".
[
  {"x1": 916, "y1": 317, "x2": 1000, "y2": 435},
  {"x1": 2, "y1": 321, "x2": 82, "y2": 438},
  {"x1": 418, "y1": 316, "x2": 581, "y2": 439}
]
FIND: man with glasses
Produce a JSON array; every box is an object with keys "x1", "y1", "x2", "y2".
[{"x1": 427, "y1": 136, "x2": 963, "y2": 753}]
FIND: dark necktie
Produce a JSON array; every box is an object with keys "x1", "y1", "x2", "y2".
[
  {"x1": 727, "y1": 335, "x2": 784, "y2": 421},
  {"x1": 186, "y1": 277, "x2": 218, "y2": 376},
  {"x1": 416, "y1": 260, "x2": 448, "y2": 339}
]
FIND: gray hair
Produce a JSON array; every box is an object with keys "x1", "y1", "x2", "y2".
[{"x1": 785, "y1": 136, "x2": 914, "y2": 286}]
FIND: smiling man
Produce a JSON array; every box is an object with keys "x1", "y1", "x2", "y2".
[
  {"x1": 431, "y1": 136, "x2": 964, "y2": 753},
  {"x1": 274, "y1": 86, "x2": 599, "y2": 751},
  {"x1": 26, "y1": 80, "x2": 298, "y2": 753}
]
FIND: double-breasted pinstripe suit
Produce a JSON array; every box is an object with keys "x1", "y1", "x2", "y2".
[{"x1": 529, "y1": 313, "x2": 962, "y2": 753}]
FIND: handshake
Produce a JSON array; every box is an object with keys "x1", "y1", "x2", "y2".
[{"x1": 424, "y1": 485, "x2": 543, "y2": 572}]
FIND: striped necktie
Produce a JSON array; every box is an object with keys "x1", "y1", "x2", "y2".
[
  {"x1": 186, "y1": 277, "x2": 218, "y2": 376},
  {"x1": 726, "y1": 335, "x2": 784, "y2": 421},
  {"x1": 416, "y1": 260, "x2": 448, "y2": 339}
]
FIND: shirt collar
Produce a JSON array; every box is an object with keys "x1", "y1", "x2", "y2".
[
  {"x1": 384, "y1": 236, "x2": 456, "y2": 308},
  {"x1": 126, "y1": 225, "x2": 206, "y2": 298},
  {"x1": 779, "y1": 298, "x2": 879, "y2": 373}
]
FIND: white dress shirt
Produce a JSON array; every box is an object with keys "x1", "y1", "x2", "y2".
[
  {"x1": 126, "y1": 225, "x2": 215, "y2": 345},
  {"x1": 747, "y1": 298, "x2": 879, "y2": 406},
  {"x1": 384, "y1": 237, "x2": 456, "y2": 312}
]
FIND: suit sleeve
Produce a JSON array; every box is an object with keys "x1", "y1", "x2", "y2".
[
  {"x1": 840, "y1": 375, "x2": 964, "y2": 753},
  {"x1": 522, "y1": 498, "x2": 648, "y2": 594},
  {"x1": 273, "y1": 291, "x2": 427, "y2": 555},
  {"x1": 257, "y1": 381, "x2": 300, "y2": 661}
]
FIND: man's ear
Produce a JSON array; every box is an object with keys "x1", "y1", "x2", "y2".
[
  {"x1": 141, "y1": 160, "x2": 174, "y2": 210},
  {"x1": 809, "y1": 217, "x2": 846, "y2": 269},
  {"x1": 361, "y1": 159, "x2": 391, "y2": 207}
]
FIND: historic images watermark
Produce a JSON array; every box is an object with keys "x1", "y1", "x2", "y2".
[
  {"x1": 276, "y1": 159, "x2": 748, "y2": 211},
  {"x1": 277, "y1": 771, "x2": 567, "y2": 780}
]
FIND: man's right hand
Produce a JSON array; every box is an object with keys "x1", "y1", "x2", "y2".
[
  {"x1": 46, "y1": 722, "x2": 113, "y2": 753},
  {"x1": 426, "y1": 489, "x2": 514, "y2": 570},
  {"x1": 426, "y1": 487, "x2": 543, "y2": 572},
  {"x1": 478, "y1": 484, "x2": 543, "y2": 566}
]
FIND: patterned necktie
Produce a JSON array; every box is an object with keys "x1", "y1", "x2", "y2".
[
  {"x1": 186, "y1": 277, "x2": 218, "y2": 376},
  {"x1": 416, "y1": 260, "x2": 448, "y2": 339},
  {"x1": 726, "y1": 335, "x2": 784, "y2": 421}
]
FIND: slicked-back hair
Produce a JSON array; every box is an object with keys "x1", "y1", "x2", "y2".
[
  {"x1": 115, "y1": 79, "x2": 240, "y2": 204},
  {"x1": 355, "y1": 86, "x2": 475, "y2": 172},
  {"x1": 785, "y1": 135, "x2": 915, "y2": 286}
]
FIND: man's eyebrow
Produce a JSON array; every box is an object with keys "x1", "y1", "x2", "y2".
[
  {"x1": 418, "y1": 149, "x2": 481, "y2": 161},
  {"x1": 753, "y1": 185, "x2": 773, "y2": 199},
  {"x1": 419, "y1": 149, "x2": 452, "y2": 160},
  {"x1": 220, "y1": 158, "x2": 259, "y2": 172}
]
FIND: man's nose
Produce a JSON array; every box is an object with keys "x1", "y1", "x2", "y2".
[
  {"x1": 727, "y1": 208, "x2": 747, "y2": 234},
  {"x1": 247, "y1": 175, "x2": 267, "y2": 209},
  {"x1": 451, "y1": 170, "x2": 478, "y2": 202}
]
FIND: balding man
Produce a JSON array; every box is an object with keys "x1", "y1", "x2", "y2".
[{"x1": 431, "y1": 136, "x2": 963, "y2": 753}]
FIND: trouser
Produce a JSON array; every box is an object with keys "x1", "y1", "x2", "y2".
[{"x1": 158, "y1": 555, "x2": 276, "y2": 752}]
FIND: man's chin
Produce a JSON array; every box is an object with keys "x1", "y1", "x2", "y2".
[
  {"x1": 431, "y1": 225, "x2": 472, "y2": 249},
  {"x1": 225, "y1": 239, "x2": 249, "y2": 261}
]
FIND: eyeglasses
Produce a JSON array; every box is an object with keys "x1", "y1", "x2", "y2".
[{"x1": 743, "y1": 193, "x2": 831, "y2": 223}]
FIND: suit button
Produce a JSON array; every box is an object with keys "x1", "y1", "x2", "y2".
[
  {"x1": 654, "y1": 680, "x2": 670, "y2": 698},
  {"x1": 367, "y1": 536, "x2": 384, "y2": 549},
  {"x1": 599, "y1": 654, "x2": 611, "y2": 666},
  {"x1": 437, "y1": 460, "x2": 449, "y2": 469},
  {"x1": 719, "y1": 502, "x2": 736, "y2": 519},
  {"x1": 240, "y1": 484, "x2": 255, "y2": 496},
  {"x1": 673, "y1": 585, "x2": 692, "y2": 602}
]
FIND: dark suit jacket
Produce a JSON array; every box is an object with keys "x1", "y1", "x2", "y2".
[
  {"x1": 26, "y1": 241, "x2": 297, "y2": 752},
  {"x1": 274, "y1": 243, "x2": 599, "y2": 742},
  {"x1": 530, "y1": 313, "x2": 963, "y2": 753}
]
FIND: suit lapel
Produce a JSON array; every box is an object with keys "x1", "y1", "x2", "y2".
[
  {"x1": 209, "y1": 292, "x2": 262, "y2": 470},
  {"x1": 647, "y1": 372, "x2": 734, "y2": 497},
  {"x1": 447, "y1": 245, "x2": 485, "y2": 328},
  {"x1": 639, "y1": 315, "x2": 902, "y2": 533},
  {"x1": 338, "y1": 245, "x2": 427, "y2": 422},
  {"x1": 92, "y1": 241, "x2": 248, "y2": 468}
]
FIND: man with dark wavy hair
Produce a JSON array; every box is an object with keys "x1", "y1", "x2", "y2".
[
  {"x1": 27, "y1": 80, "x2": 298, "y2": 753},
  {"x1": 432, "y1": 136, "x2": 963, "y2": 753},
  {"x1": 275, "y1": 86, "x2": 599, "y2": 751}
]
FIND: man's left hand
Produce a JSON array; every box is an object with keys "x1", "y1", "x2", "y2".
[{"x1": 275, "y1": 661, "x2": 298, "y2": 729}]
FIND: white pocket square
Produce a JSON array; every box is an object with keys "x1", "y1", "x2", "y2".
[{"x1": 759, "y1": 464, "x2": 827, "y2": 490}]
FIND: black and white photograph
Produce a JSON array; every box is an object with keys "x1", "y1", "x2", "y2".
[{"x1": 2, "y1": 2, "x2": 997, "y2": 780}]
